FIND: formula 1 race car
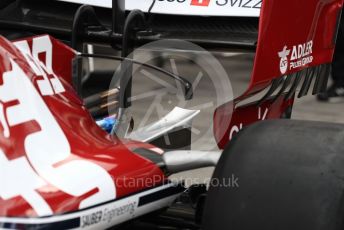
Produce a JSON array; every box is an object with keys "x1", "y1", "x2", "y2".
[{"x1": 0, "y1": 0, "x2": 343, "y2": 229}]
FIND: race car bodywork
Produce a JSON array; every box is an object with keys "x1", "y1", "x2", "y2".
[
  {"x1": 0, "y1": 34, "x2": 182, "y2": 229},
  {"x1": 0, "y1": 0, "x2": 342, "y2": 229},
  {"x1": 214, "y1": 0, "x2": 342, "y2": 148}
]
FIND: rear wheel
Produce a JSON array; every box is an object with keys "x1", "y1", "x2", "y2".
[{"x1": 203, "y1": 120, "x2": 344, "y2": 230}]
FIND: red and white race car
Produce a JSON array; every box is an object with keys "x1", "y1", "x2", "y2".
[{"x1": 0, "y1": 0, "x2": 343, "y2": 229}]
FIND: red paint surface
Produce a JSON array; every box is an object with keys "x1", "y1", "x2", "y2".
[
  {"x1": 214, "y1": 0, "x2": 343, "y2": 149},
  {"x1": 0, "y1": 36, "x2": 166, "y2": 217}
]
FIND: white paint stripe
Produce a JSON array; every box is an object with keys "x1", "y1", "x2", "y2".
[{"x1": 0, "y1": 183, "x2": 182, "y2": 229}]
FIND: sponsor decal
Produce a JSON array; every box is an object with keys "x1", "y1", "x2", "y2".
[
  {"x1": 13, "y1": 36, "x2": 65, "y2": 96},
  {"x1": 278, "y1": 46, "x2": 290, "y2": 75},
  {"x1": 0, "y1": 184, "x2": 183, "y2": 229},
  {"x1": 0, "y1": 36, "x2": 116, "y2": 217},
  {"x1": 57, "y1": 0, "x2": 261, "y2": 17},
  {"x1": 229, "y1": 106, "x2": 268, "y2": 140},
  {"x1": 156, "y1": 0, "x2": 261, "y2": 9},
  {"x1": 80, "y1": 200, "x2": 137, "y2": 228},
  {"x1": 191, "y1": 0, "x2": 211, "y2": 6},
  {"x1": 214, "y1": 0, "x2": 262, "y2": 8},
  {"x1": 81, "y1": 211, "x2": 103, "y2": 228},
  {"x1": 278, "y1": 41, "x2": 313, "y2": 75},
  {"x1": 136, "y1": 0, "x2": 261, "y2": 17}
]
